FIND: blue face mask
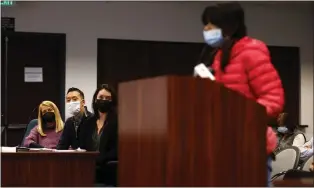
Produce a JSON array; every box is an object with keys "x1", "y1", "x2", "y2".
[
  {"x1": 277, "y1": 126, "x2": 288, "y2": 134},
  {"x1": 203, "y1": 29, "x2": 224, "y2": 47}
]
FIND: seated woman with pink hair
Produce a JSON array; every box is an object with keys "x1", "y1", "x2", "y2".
[{"x1": 24, "y1": 100, "x2": 64, "y2": 149}]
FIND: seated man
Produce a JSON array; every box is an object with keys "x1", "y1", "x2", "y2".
[
  {"x1": 298, "y1": 137, "x2": 313, "y2": 162},
  {"x1": 57, "y1": 87, "x2": 92, "y2": 150}
]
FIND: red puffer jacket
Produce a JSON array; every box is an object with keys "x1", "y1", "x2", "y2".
[{"x1": 211, "y1": 36, "x2": 284, "y2": 154}]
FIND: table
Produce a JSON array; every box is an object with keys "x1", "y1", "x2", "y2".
[
  {"x1": 1, "y1": 151, "x2": 98, "y2": 186},
  {"x1": 273, "y1": 179, "x2": 314, "y2": 187}
]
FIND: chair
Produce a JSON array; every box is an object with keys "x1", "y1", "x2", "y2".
[
  {"x1": 300, "y1": 156, "x2": 313, "y2": 172},
  {"x1": 283, "y1": 169, "x2": 314, "y2": 182},
  {"x1": 94, "y1": 161, "x2": 118, "y2": 187},
  {"x1": 21, "y1": 119, "x2": 38, "y2": 146},
  {"x1": 106, "y1": 160, "x2": 118, "y2": 187},
  {"x1": 294, "y1": 133, "x2": 306, "y2": 146},
  {"x1": 271, "y1": 146, "x2": 300, "y2": 181},
  {"x1": 293, "y1": 133, "x2": 306, "y2": 147}
]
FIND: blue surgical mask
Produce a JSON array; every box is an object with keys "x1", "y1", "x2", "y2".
[
  {"x1": 203, "y1": 29, "x2": 224, "y2": 47},
  {"x1": 277, "y1": 126, "x2": 288, "y2": 134}
]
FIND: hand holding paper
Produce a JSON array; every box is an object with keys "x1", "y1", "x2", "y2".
[{"x1": 194, "y1": 63, "x2": 215, "y2": 80}]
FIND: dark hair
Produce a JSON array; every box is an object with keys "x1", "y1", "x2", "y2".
[
  {"x1": 67, "y1": 87, "x2": 85, "y2": 99},
  {"x1": 92, "y1": 84, "x2": 117, "y2": 119},
  {"x1": 277, "y1": 113, "x2": 288, "y2": 126},
  {"x1": 284, "y1": 114, "x2": 297, "y2": 132},
  {"x1": 277, "y1": 112, "x2": 296, "y2": 132},
  {"x1": 201, "y1": 2, "x2": 247, "y2": 71}
]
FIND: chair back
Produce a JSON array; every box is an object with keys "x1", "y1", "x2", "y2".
[
  {"x1": 271, "y1": 146, "x2": 300, "y2": 180},
  {"x1": 107, "y1": 161, "x2": 118, "y2": 186},
  {"x1": 294, "y1": 133, "x2": 307, "y2": 146},
  {"x1": 21, "y1": 119, "x2": 38, "y2": 145},
  {"x1": 300, "y1": 156, "x2": 313, "y2": 172}
]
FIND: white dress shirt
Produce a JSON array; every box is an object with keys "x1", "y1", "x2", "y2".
[{"x1": 299, "y1": 137, "x2": 313, "y2": 160}]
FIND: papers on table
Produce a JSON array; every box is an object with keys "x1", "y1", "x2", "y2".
[
  {"x1": 1, "y1": 147, "x2": 17, "y2": 153},
  {"x1": 29, "y1": 148, "x2": 53, "y2": 152},
  {"x1": 76, "y1": 148, "x2": 86, "y2": 152},
  {"x1": 1, "y1": 147, "x2": 86, "y2": 153},
  {"x1": 29, "y1": 148, "x2": 86, "y2": 152},
  {"x1": 53, "y1": 150, "x2": 76, "y2": 152},
  {"x1": 54, "y1": 148, "x2": 86, "y2": 152}
]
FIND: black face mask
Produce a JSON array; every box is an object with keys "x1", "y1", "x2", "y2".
[
  {"x1": 95, "y1": 99, "x2": 112, "y2": 113},
  {"x1": 42, "y1": 112, "x2": 56, "y2": 123}
]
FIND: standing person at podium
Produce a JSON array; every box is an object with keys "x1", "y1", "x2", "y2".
[
  {"x1": 201, "y1": 2, "x2": 284, "y2": 186},
  {"x1": 79, "y1": 84, "x2": 118, "y2": 186},
  {"x1": 24, "y1": 101, "x2": 64, "y2": 149}
]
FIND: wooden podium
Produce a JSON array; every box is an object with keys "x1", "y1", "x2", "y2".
[{"x1": 118, "y1": 75, "x2": 267, "y2": 186}]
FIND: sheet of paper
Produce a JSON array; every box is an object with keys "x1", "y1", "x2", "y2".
[
  {"x1": 24, "y1": 67, "x2": 43, "y2": 82},
  {"x1": 194, "y1": 63, "x2": 215, "y2": 80},
  {"x1": 53, "y1": 150, "x2": 76, "y2": 152},
  {"x1": 53, "y1": 149, "x2": 86, "y2": 152},
  {"x1": 29, "y1": 148, "x2": 53, "y2": 151},
  {"x1": 1, "y1": 147, "x2": 16, "y2": 153}
]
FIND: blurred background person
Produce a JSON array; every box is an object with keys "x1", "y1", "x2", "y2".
[
  {"x1": 24, "y1": 101, "x2": 64, "y2": 149},
  {"x1": 201, "y1": 2, "x2": 284, "y2": 186},
  {"x1": 273, "y1": 112, "x2": 306, "y2": 154},
  {"x1": 299, "y1": 137, "x2": 313, "y2": 162},
  {"x1": 57, "y1": 87, "x2": 92, "y2": 150}
]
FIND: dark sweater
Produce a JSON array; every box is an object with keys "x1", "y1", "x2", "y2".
[
  {"x1": 79, "y1": 112, "x2": 118, "y2": 166},
  {"x1": 57, "y1": 109, "x2": 93, "y2": 150},
  {"x1": 24, "y1": 126, "x2": 63, "y2": 149}
]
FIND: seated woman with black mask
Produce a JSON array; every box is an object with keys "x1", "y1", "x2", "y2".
[
  {"x1": 24, "y1": 100, "x2": 64, "y2": 149},
  {"x1": 79, "y1": 84, "x2": 118, "y2": 185}
]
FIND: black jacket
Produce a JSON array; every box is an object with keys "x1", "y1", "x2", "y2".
[
  {"x1": 79, "y1": 112, "x2": 118, "y2": 166},
  {"x1": 57, "y1": 108, "x2": 93, "y2": 150}
]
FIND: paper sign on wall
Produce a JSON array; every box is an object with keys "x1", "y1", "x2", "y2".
[{"x1": 24, "y1": 67, "x2": 43, "y2": 82}]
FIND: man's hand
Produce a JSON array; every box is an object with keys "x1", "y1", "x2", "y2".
[
  {"x1": 310, "y1": 162, "x2": 314, "y2": 172},
  {"x1": 305, "y1": 145, "x2": 311, "y2": 149}
]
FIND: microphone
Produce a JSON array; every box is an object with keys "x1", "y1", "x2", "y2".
[{"x1": 28, "y1": 106, "x2": 38, "y2": 122}]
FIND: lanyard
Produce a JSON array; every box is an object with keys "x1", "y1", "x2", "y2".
[{"x1": 74, "y1": 121, "x2": 79, "y2": 139}]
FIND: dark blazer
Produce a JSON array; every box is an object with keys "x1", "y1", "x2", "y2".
[
  {"x1": 57, "y1": 108, "x2": 93, "y2": 150},
  {"x1": 79, "y1": 112, "x2": 118, "y2": 166}
]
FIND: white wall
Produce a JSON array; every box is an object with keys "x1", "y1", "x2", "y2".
[{"x1": 1, "y1": 1, "x2": 313, "y2": 138}]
